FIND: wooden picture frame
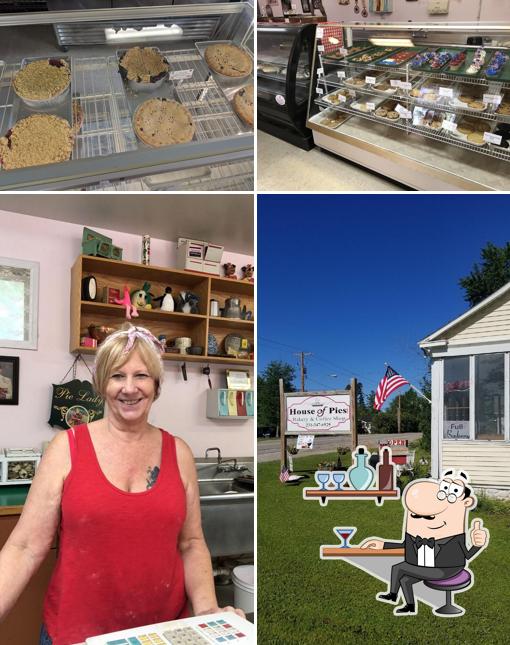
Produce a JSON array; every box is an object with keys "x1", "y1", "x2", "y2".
[{"x1": 0, "y1": 356, "x2": 19, "y2": 405}]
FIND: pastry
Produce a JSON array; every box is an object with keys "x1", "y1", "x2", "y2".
[
  {"x1": 467, "y1": 131, "x2": 485, "y2": 145},
  {"x1": 387, "y1": 110, "x2": 400, "y2": 120},
  {"x1": 497, "y1": 101, "x2": 510, "y2": 115},
  {"x1": 457, "y1": 124, "x2": 473, "y2": 135},
  {"x1": 133, "y1": 98, "x2": 195, "y2": 147},
  {"x1": 375, "y1": 107, "x2": 388, "y2": 117},
  {"x1": 410, "y1": 88, "x2": 421, "y2": 98},
  {"x1": 0, "y1": 114, "x2": 73, "y2": 170},
  {"x1": 458, "y1": 94, "x2": 475, "y2": 104},
  {"x1": 486, "y1": 51, "x2": 509, "y2": 77},
  {"x1": 466, "y1": 48, "x2": 486, "y2": 74},
  {"x1": 468, "y1": 100, "x2": 486, "y2": 111},
  {"x1": 13, "y1": 58, "x2": 70, "y2": 102},
  {"x1": 119, "y1": 47, "x2": 169, "y2": 84},
  {"x1": 233, "y1": 84, "x2": 253, "y2": 127},
  {"x1": 345, "y1": 77, "x2": 365, "y2": 86},
  {"x1": 449, "y1": 51, "x2": 466, "y2": 71},
  {"x1": 205, "y1": 44, "x2": 252, "y2": 77},
  {"x1": 411, "y1": 51, "x2": 435, "y2": 68}
]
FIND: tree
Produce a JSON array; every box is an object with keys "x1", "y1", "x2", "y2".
[
  {"x1": 257, "y1": 361, "x2": 296, "y2": 432},
  {"x1": 459, "y1": 241, "x2": 510, "y2": 307}
]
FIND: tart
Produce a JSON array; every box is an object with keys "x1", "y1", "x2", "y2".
[
  {"x1": 233, "y1": 84, "x2": 253, "y2": 127},
  {"x1": 119, "y1": 47, "x2": 169, "y2": 88},
  {"x1": 13, "y1": 58, "x2": 71, "y2": 103},
  {"x1": 0, "y1": 114, "x2": 73, "y2": 170},
  {"x1": 133, "y1": 98, "x2": 195, "y2": 147},
  {"x1": 204, "y1": 44, "x2": 252, "y2": 78}
]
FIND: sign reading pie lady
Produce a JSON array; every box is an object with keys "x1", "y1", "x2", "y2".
[
  {"x1": 419, "y1": 280, "x2": 510, "y2": 498},
  {"x1": 285, "y1": 392, "x2": 351, "y2": 435}
]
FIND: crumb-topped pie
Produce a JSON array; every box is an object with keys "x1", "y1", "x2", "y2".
[
  {"x1": 13, "y1": 58, "x2": 71, "y2": 102},
  {"x1": 119, "y1": 47, "x2": 169, "y2": 85}
]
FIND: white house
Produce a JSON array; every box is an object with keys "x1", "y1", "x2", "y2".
[{"x1": 419, "y1": 281, "x2": 510, "y2": 499}]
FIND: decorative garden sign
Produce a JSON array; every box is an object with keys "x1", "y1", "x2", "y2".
[{"x1": 48, "y1": 379, "x2": 104, "y2": 429}]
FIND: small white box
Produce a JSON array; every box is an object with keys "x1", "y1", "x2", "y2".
[
  {"x1": 176, "y1": 238, "x2": 223, "y2": 275},
  {"x1": 428, "y1": 0, "x2": 449, "y2": 15},
  {"x1": 0, "y1": 449, "x2": 41, "y2": 485}
]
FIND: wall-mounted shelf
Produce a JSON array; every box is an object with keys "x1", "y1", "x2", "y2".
[
  {"x1": 303, "y1": 488, "x2": 400, "y2": 506},
  {"x1": 70, "y1": 255, "x2": 254, "y2": 366}
]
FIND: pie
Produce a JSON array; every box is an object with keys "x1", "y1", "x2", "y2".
[
  {"x1": 13, "y1": 58, "x2": 70, "y2": 102},
  {"x1": 119, "y1": 47, "x2": 169, "y2": 84},
  {"x1": 133, "y1": 98, "x2": 195, "y2": 147},
  {"x1": 204, "y1": 44, "x2": 252, "y2": 77},
  {"x1": 468, "y1": 100, "x2": 485, "y2": 111},
  {"x1": 497, "y1": 102, "x2": 510, "y2": 115},
  {"x1": 467, "y1": 131, "x2": 485, "y2": 145},
  {"x1": 0, "y1": 114, "x2": 73, "y2": 169},
  {"x1": 233, "y1": 84, "x2": 253, "y2": 126}
]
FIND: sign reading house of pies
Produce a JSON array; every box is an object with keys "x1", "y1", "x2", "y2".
[
  {"x1": 48, "y1": 379, "x2": 104, "y2": 429},
  {"x1": 285, "y1": 392, "x2": 351, "y2": 435}
]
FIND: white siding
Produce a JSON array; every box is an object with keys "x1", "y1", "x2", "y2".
[
  {"x1": 445, "y1": 297, "x2": 510, "y2": 345},
  {"x1": 442, "y1": 442, "x2": 510, "y2": 488}
]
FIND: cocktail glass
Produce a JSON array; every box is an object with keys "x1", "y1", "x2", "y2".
[
  {"x1": 315, "y1": 471, "x2": 331, "y2": 490},
  {"x1": 331, "y1": 471, "x2": 345, "y2": 490},
  {"x1": 334, "y1": 526, "x2": 357, "y2": 548}
]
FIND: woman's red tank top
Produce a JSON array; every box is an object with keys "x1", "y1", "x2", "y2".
[{"x1": 43, "y1": 424, "x2": 189, "y2": 645}]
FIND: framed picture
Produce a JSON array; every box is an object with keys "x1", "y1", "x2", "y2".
[
  {"x1": 0, "y1": 356, "x2": 19, "y2": 405},
  {"x1": 0, "y1": 257, "x2": 39, "y2": 350}
]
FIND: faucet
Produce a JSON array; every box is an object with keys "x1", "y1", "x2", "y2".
[
  {"x1": 205, "y1": 448, "x2": 248, "y2": 474},
  {"x1": 205, "y1": 447, "x2": 221, "y2": 463}
]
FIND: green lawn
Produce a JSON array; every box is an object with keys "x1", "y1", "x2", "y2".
[{"x1": 258, "y1": 452, "x2": 510, "y2": 645}]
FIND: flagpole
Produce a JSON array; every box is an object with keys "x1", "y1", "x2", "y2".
[{"x1": 384, "y1": 362, "x2": 432, "y2": 404}]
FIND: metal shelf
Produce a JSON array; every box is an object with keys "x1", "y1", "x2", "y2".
[{"x1": 315, "y1": 98, "x2": 510, "y2": 163}]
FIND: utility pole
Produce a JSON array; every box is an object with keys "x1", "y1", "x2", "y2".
[
  {"x1": 294, "y1": 352, "x2": 312, "y2": 391},
  {"x1": 397, "y1": 395, "x2": 401, "y2": 434}
]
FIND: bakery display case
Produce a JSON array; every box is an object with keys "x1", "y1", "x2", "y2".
[
  {"x1": 258, "y1": 22, "x2": 315, "y2": 149},
  {"x1": 0, "y1": 3, "x2": 254, "y2": 191},
  {"x1": 307, "y1": 23, "x2": 510, "y2": 191}
]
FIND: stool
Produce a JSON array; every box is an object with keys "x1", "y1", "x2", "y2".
[{"x1": 424, "y1": 569, "x2": 472, "y2": 616}]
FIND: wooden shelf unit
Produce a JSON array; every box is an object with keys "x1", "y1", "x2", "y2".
[{"x1": 70, "y1": 256, "x2": 254, "y2": 365}]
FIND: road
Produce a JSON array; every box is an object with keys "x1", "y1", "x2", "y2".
[{"x1": 257, "y1": 432, "x2": 422, "y2": 463}]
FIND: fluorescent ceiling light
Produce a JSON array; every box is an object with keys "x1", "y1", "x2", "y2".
[
  {"x1": 105, "y1": 24, "x2": 183, "y2": 43},
  {"x1": 369, "y1": 37, "x2": 415, "y2": 47}
]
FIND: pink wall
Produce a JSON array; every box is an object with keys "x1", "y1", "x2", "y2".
[
  {"x1": 0, "y1": 210, "x2": 253, "y2": 458},
  {"x1": 268, "y1": 0, "x2": 508, "y2": 23}
]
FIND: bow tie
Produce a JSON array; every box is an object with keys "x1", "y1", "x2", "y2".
[{"x1": 414, "y1": 536, "x2": 435, "y2": 549}]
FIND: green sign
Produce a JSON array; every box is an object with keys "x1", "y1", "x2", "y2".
[{"x1": 48, "y1": 379, "x2": 104, "y2": 429}]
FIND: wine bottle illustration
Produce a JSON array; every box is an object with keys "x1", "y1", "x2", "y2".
[
  {"x1": 377, "y1": 447, "x2": 395, "y2": 491},
  {"x1": 347, "y1": 446, "x2": 375, "y2": 490}
]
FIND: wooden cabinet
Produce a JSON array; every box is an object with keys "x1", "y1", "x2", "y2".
[
  {"x1": 0, "y1": 512, "x2": 57, "y2": 645},
  {"x1": 70, "y1": 256, "x2": 254, "y2": 366}
]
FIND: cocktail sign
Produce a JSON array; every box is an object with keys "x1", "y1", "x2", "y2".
[{"x1": 303, "y1": 445, "x2": 400, "y2": 506}]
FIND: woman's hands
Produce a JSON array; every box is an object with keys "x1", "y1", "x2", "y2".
[{"x1": 196, "y1": 605, "x2": 246, "y2": 619}]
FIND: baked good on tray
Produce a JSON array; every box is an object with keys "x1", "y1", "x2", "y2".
[
  {"x1": 13, "y1": 58, "x2": 71, "y2": 102},
  {"x1": 0, "y1": 114, "x2": 73, "y2": 170},
  {"x1": 233, "y1": 84, "x2": 253, "y2": 127},
  {"x1": 204, "y1": 44, "x2": 252, "y2": 77},
  {"x1": 133, "y1": 98, "x2": 195, "y2": 147},
  {"x1": 119, "y1": 47, "x2": 169, "y2": 84}
]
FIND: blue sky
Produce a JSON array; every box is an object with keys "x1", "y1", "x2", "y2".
[{"x1": 258, "y1": 195, "x2": 510, "y2": 401}]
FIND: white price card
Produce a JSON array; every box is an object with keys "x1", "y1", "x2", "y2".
[
  {"x1": 439, "y1": 86, "x2": 454, "y2": 98},
  {"x1": 275, "y1": 94, "x2": 286, "y2": 106},
  {"x1": 297, "y1": 435, "x2": 315, "y2": 450},
  {"x1": 317, "y1": 68, "x2": 324, "y2": 76},
  {"x1": 316, "y1": 87, "x2": 324, "y2": 95},
  {"x1": 169, "y1": 69, "x2": 193, "y2": 80},
  {"x1": 484, "y1": 132, "x2": 503, "y2": 145},
  {"x1": 442, "y1": 120, "x2": 458, "y2": 132},
  {"x1": 337, "y1": 70, "x2": 346, "y2": 79},
  {"x1": 340, "y1": 48, "x2": 348, "y2": 56},
  {"x1": 318, "y1": 45, "x2": 325, "y2": 52},
  {"x1": 390, "y1": 79, "x2": 401, "y2": 88},
  {"x1": 316, "y1": 28, "x2": 324, "y2": 39},
  {"x1": 483, "y1": 93, "x2": 503, "y2": 105},
  {"x1": 395, "y1": 104, "x2": 412, "y2": 119},
  {"x1": 365, "y1": 76, "x2": 377, "y2": 85},
  {"x1": 400, "y1": 81, "x2": 412, "y2": 91},
  {"x1": 338, "y1": 93, "x2": 347, "y2": 102},
  {"x1": 366, "y1": 102, "x2": 376, "y2": 111}
]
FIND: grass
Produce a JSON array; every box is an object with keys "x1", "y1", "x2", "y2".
[{"x1": 258, "y1": 451, "x2": 510, "y2": 645}]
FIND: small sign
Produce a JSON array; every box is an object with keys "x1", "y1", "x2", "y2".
[
  {"x1": 390, "y1": 79, "x2": 401, "y2": 88},
  {"x1": 483, "y1": 93, "x2": 502, "y2": 105},
  {"x1": 340, "y1": 48, "x2": 348, "y2": 56},
  {"x1": 337, "y1": 71, "x2": 346, "y2": 79},
  {"x1": 439, "y1": 86, "x2": 454, "y2": 97},
  {"x1": 275, "y1": 94, "x2": 286, "y2": 106},
  {"x1": 226, "y1": 370, "x2": 251, "y2": 391},
  {"x1": 316, "y1": 28, "x2": 324, "y2": 39},
  {"x1": 395, "y1": 104, "x2": 412, "y2": 118},
  {"x1": 286, "y1": 393, "x2": 351, "y2": 435},
  {"x1": 484, "y1": 131, "x2": 503, "y2": 145},
  {"x1": 297, "y1": 434, "x2": 315, "y2": 450},
  {"x1": 366, "y1": 102, "x2": 376, "y2": 111},
  {"x1": 379, "y1": 438, "x2": 408, "y2": 447},
  {"x1": 48, "y1": 380, "x2": 104, "y2": 430},
  {"x1": 338, "y1": 93, "x2": 347, "y2": 102},
  {"x1": 169, "y1": 69, "x2": 193, "y2": 81},
  {"x1": 316, "y1": 87, "x2": 324, "y2": 95},
  {"x1": 365, "y1": 76, "x2": 377, "y2": 85},
  {"x1": 318, "y1": 45, "x2": 325, "y2": 53},
  {"x1": 442, "y1": 120, "x2": 458, "y2": 132},
  {"x1": 317, "y1": 67, "x2": 324, "y2": 76},
  {"x1": 444, "y1": 421, "x2": 470, "y2": 440},
  {"x1": 399, "y1": 81, "x2": 412, "y2": 91}
]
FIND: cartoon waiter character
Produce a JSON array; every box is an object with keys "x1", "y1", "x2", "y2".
[{"x1": 360, "y1": 471, "x2": 489, "y2": 616}]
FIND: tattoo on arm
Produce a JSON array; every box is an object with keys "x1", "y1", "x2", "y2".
[{"x1": 146, "y1": 465, "x2": 160, "y2": 489}]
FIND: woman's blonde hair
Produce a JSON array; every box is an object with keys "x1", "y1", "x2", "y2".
[{"x1": 92, "y1": 325, "x2": 164, "y2": 399}]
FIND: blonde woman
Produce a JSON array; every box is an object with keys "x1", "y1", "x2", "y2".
[{"x1": 0, "y1": 326, "x2": 243, "y2": 645}]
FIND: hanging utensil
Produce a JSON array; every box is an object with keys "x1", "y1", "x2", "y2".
[
  {"x1": 181, "y1": 363, "x2": 188, "y2": 381},
  {"x1": 361, "y1": 0, "x2": 368, "y2": 17},
  {"x1": 203, "y1": 365, "x2": 212, "y2": 390},
  {"x1": 354, "y1": 0, "x2": 360, "y2": 13}
]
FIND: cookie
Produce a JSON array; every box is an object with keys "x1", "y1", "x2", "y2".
[
  {"x1": 13, "y1": 58, "x2": 70, "y2": 101},
  {"x1": 497, "y1": 102, "x2": 510, "y2": 115},
  {"x1": 205, "y1": 44, "x2": 252, "y2": 77},
  {"x1": 375, "y1": 107, "x2": 388, "y2": 117},
  {"x1": 133, "y1": 98, "x2": 195, "y2": 147},
  {"x1": 233, "y1": 84, "x2": 253, "y2": 126},
  {"x1": 0, "y1": 114, "x2": 73, "y2": 170},
  {"x1": 387, "y1": 110, "x2": 400, "y2": 120},
  {"x1": 119, "y1": 47, "x2": 169, "y2": 84}
]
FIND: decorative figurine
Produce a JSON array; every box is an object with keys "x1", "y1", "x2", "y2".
[
  {"x1": 223, "y1": 262, "x2": 237, "y2": 280},
  {"x1": 152, "y1": 286, "x2": 174, "y2": 312},
  {"x1": 130, "y1": 282, "x2": 152, "y2": 309},
  {"x1": 174, "y1": 291, "x2": 200, "y2": 314},
  {"x1": 115, "y1": 285, "x2": 139, "y2": 320},
  {"x1": 241, "y1": 264, "x2": 254, "y2": 283}
]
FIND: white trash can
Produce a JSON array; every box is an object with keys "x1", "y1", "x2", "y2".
[{"x1": 231, "y1": 564, "x2": 254, "y2": 613}]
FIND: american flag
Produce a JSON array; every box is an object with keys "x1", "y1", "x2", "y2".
[
  {"x1": 374, "y1": 365, "x2": 409, "y2": 411},
  {"x1": 279, "y1": 465, "x2": 290, "y2": 483}
]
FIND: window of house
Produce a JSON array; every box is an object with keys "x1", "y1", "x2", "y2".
[
  {"x1": 475, "y1": 353, "x2": 504, "y2": 440},
  {"x1": 444, "y1": 356, "x2": 470, "y2": 439}
]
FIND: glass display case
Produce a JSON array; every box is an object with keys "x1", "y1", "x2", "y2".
[
  {"x1": 258, "y1": 22, "x2": 315, "y2": 149},
  {"x1": 307, "y1": 22, "x2": 510, "y2": 191},
  {"x1": 0, "y1": 3, "x2": 254, "y2": 191}
]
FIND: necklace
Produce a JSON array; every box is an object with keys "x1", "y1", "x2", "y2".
[
  {"x1": 361, "y1": 0, "x2": 368, "y2": 17},
  {"x1": 354, "y1": 0, "x2": 359, "y2": 14}
]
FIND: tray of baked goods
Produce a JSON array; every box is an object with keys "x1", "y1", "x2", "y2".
[
  {"x1": 312, "y1": 107, "x2": 350, "y2": 130},
  {"x1": 345, "y1": 46, "x2": 399, "y2": 65},
  {"x1": 322, "y1": 42, "x2": 372, "y2": 61}
]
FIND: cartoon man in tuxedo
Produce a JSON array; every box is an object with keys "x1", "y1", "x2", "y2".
[{"x1": 360, "y1": 470, "x2": 489, "y2": 616}]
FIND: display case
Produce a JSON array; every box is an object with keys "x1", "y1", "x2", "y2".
[
  {"x1": 307, "y1": 23, "x2": 510, "y2": 191},
  {"x1": 0, "y1": 3, "x2": 254, "y2": 191},
  {"x1": 258, "y1": 22, "x2": 315, "y2": 149}
]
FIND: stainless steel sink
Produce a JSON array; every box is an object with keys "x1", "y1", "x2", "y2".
[{"x1": 199, "y1": 479, "x2": 253, "y2": 498}]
